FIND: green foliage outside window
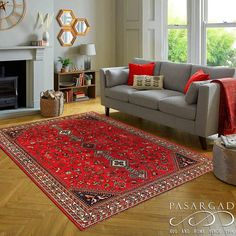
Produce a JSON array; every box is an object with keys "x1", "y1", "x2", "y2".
[
  {"x1": 168, "y1": 26, "x2": 236, "y2": 67},
  {"x1": 207, "y1": 29, "x2": 236, "y2": 67},
  {"x1": 168, "y1": 29, "x2": 187, "y2": 63}
]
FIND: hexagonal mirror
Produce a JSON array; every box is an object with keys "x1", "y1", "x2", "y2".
[
  {"x1": 58, "y1": 29, "x2": 76, "y2": 47},
  {"x1": 57, "y1": 10, "x2": 76, "y2": 27},
  {"x1": 73, "y1": 18, "x2": 90, "y2": 36}
]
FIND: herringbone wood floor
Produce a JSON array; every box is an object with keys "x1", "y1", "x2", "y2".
[{"x1": 0, "y1": 98, "x2": 236, "y2": 236}]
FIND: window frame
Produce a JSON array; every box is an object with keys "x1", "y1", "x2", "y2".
[
  {"x1": 201, "y1": 0, "x2": 236, "y2": 65},
  {"x1": 164, "y1": 0, "x2": 236, "y2": 66},
  {"x1": 166, "y1": 0, "x2": 191, "y2": 63}
]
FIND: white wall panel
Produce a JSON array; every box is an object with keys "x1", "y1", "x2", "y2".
[
  {"x1": 147, "y1": 29, "x2": 155, "y2": 59},
  {"x1": 116, "y1": 0, "x2": 143, "y2": 65},
  {"x1": 125, "y1": 30, "x2": 140, "y2": 63},
  {"x1": 142, "y1": 0, "x2": 167, "y2": 61},
  {"x1": 148, "y1": 0, "x2": 155, "y2": 21},
  {"x1": 126, "y1": 0, "x2": 140, "y2": 21}
]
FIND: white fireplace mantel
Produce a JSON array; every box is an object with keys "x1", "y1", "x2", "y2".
[
  {"x1": 0, "y1": 46, "x2": 46, "y2": 61},
  {"x1": 0, "y1": 46, "x2": 47, "y2": 119}
]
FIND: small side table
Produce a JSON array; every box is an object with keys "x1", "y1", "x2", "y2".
[{"x1": 213, "y1": 140, "x2": 236, "y2": 185}]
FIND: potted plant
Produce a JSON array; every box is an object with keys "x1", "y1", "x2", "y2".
[
  {"x1": 84, "y1": 74, "x2": 93, "y2": 85},
  {"x1": 58, "y1": 57, "x2": 73, "y2": 73}
]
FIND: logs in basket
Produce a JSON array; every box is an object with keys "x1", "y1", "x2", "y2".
[{"x1": 40, "y1": 90, "x2": 64, "y2": 117}]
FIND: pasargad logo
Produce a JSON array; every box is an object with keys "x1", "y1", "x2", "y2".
[{"x1": 169, "y1": 202, "x2": 235, "y2": 227}]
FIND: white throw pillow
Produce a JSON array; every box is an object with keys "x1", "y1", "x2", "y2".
[{"x1": 133, "y1": 75, "x2": 164, "y2": 90}]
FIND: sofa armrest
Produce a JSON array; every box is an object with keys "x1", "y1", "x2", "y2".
[
  {"x1": 195, "y1": 83, "x2": 220, "y2": 137},
  {"x1": 100, "y1": 67, "x2": 128, "y2": 103}
]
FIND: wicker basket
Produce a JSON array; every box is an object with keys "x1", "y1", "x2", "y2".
[{"x1": 40, "y1": 92, "x2": 64, "y2": 117}]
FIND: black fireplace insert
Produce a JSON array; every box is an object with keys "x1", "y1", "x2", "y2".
[
  {"x1": 0, "y1": 61, "x2": 26, "y2": 109},
  {"x1": 0, "y1": 77, "x2": 18, "y2": 109}
]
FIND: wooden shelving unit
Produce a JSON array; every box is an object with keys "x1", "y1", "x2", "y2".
[{"x1": 54, "y1": 70, "x2": 96, "y2": 103}]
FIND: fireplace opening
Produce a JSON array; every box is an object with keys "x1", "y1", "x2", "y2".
[{"x1": 0, "y1": 61, "x2": 26, "y2": 110}]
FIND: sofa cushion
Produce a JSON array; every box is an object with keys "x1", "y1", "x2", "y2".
[
  {"x1": 160, "y1": 61, "x2": 192, "y2": 93},
  {"x1": 129, "y1": 90, "x2": 183, "y2": 110},
  {"x1": 128, "y1": 63, "x2": 155, "y2": 85},
  {"x1": 133, "y1": 75, "x2": 164, "y2": 90},
  {"x1": 105, "y1": 85, "x2": 138, "y2": 102},
  {"x1": 105, "y1": 69, "x2": 129, "y2": 88},
  {"x1": 191, "y1": 65, "x2": 235, "y2": 79},
  {"x1": 133, "y1": 58, "x2": 162, "y2": 76},
  {"x1": 159, "y1": 96, "x2": 196, "y2": 120},
  {"x1": 185, "y1": 81, "x2": 210, "y2": 104}
]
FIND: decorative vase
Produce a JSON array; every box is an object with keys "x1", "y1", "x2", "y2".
[
  {"x1": 42, "y1": 31, "x2": 50, "y2": 46},
  {"x1": 64, "y1": 66, "x2": 70, "y2": 72},
  {"x1": 86, "y1": 80, "x2": 92, "y2": 86},
  {"x1": 56, "y1": 62, "x2": 62, "y2": 73},
  {"x1": 61, "y1": 66, "x2": 69, "y2": 73}
]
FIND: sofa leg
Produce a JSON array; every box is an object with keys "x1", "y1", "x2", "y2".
[
  {"x1": 105, "y1": 107, "x2": 110, "y2": 117},
  {"x1": 199, "y1": 137, "x2": 208, "y2": 150}
]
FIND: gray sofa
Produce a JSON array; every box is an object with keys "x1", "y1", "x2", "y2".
[{"x1": 100, "y1": 58, "x2": 235, "y2": 149}]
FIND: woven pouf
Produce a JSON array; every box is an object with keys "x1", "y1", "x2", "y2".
[{"x1": 213, "y1": 140, "x2": 236, "y2": 185}]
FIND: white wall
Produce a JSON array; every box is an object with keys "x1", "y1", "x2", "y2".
[{"x1": 0, "y1": 0, "x2": 54, "y2": 91}]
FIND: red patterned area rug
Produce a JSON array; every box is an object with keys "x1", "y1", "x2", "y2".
[{"x1": 0, "y1": 112, "x2": 212, "y2": 230}]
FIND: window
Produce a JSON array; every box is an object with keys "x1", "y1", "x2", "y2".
[
  {"x1": 167, "y1": 0, "x2": 188, "y2": 63},
  {"x1": 207, "y1": 0, "x2": 236, "y2": 24},
  {"x1": 203, "y1": 0, "x2": 236, "y2": 66},
  {"x1": 206, "y1": 28, "x2": 236, "y2": 66},
  {"x1": 160, "y1": 0, "x2": 236, "y2": 66}
]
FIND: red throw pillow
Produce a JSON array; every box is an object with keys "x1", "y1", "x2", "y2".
[
  {"x1": 128, "y1": 62, "x2": 155, "y2": 85},
  {"x1": 184, "y1": 69, "x2": 210, "y2": 94}
]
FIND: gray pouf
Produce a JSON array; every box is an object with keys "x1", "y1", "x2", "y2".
[{"x1": 213, "y1": 140, "x2": 236, "y2": 185}]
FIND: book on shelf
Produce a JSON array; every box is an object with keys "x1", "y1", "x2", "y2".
[
  {"x1": 79, "y1": 73, "x2": 84, "y2": 86},
  {"x1": 73, "y1": 91, "x2": 85, "y2": 98},
  {"x1": 68, "y1": 90, "x2": 73, "y2": 102},
  {"x1": 74, "y1": 91, "x2": 85, "y2": 95},
  {"x1": 62, "y1": 90, "x2": 73, "y2": 103},
  {"x1": 74, "y1": 77, "x2": 80, "y2": 87},
  {"x1": 74, "y1": 73, "x2": 85, "y2": 87},
  {"x1": 74, "y1": 96, "x2": 89, "y2": 102},
  {"x1": 75, "y1": 77, "x2": 82, "y2": 87},
  {"x1": 74, "y1": 95, "x2": 86, "y2": 99}
]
